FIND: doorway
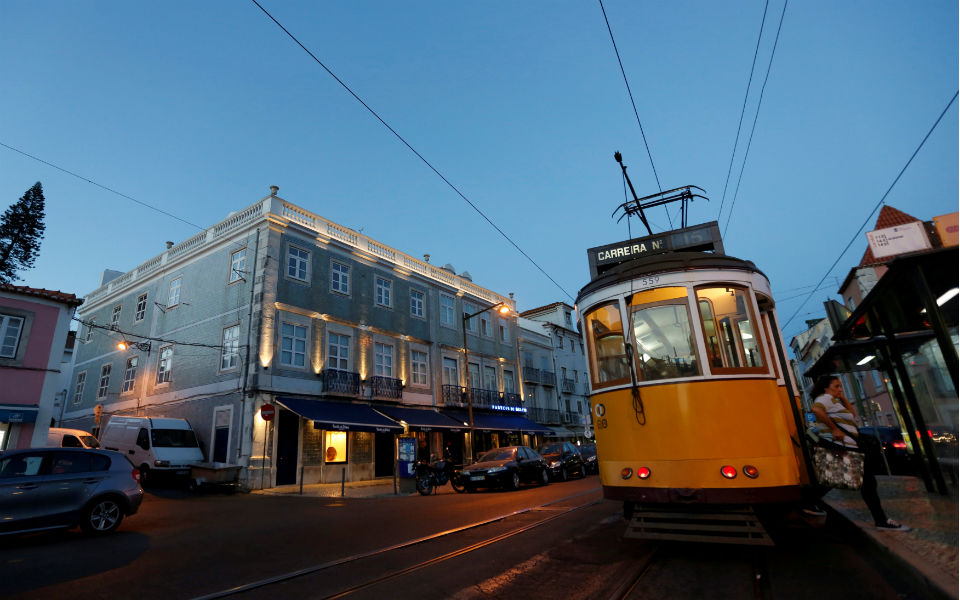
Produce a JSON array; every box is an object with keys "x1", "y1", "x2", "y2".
[
  {"x1": 374, "y1": 432, "x2": 394, "y2": 477},
  {"x1": 276, "y1": 410, "x2": 300, "y2": 485}
]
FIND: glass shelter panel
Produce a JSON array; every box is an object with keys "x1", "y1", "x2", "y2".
[
  {"x1": 696, "y1": 286, "x2": 766, "y2": 373},
  {"x1": 629, "y1": 287, "x2": 700, "y2": 381},
  {"x1": 584, "y1": 302, "x2": 630, "y2": 388}
]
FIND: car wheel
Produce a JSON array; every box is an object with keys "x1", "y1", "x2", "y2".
[
  {"x1": 81, "y1": 497, "x2": 124, "y2": 534},
  {"x1": 560, "y1": 467, "x2": 568, "y2": 482},
  {"x1": 539, "y1": 468, "x2": 549, "y2": 486},
  {"x1": 579, "y1": 463, "x2": 587, "y2": 479},
  {"x1": 509, "y1": 471, "x2": 521, "y2": 491},
  {"x1": 138, "y1": 465, "x2": 150, "y2": 487}
]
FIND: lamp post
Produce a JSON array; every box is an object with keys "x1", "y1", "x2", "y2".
[{"x1": 462, "y1": 301, "x2": 511, "y2": 463}]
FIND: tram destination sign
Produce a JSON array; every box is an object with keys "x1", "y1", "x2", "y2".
[{"x1": 587, "y1": 221, "x2": 724, "y2": 279}]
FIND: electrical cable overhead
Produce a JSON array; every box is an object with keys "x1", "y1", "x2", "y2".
[
  {"x1": 722, "y1": 0, "x2": 788, "y2": 238},
  {"x1": 598, "y1": 0, "x2": 672, "y2": 229},
  {"x1": 250, "y1": 0, "x2": 574, "y2": 302},
  {"x1": 780, "y1": 89, "x2": 959, "y2": 331},
  {"x1": 717, "y1": 0, "x2": 770, "y2": 224}
]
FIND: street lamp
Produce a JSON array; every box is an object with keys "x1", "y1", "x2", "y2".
[
  {"x1": 462, "y1": 301, "x2": 511, "y2": 463},
  {"x1": 117, "y1": 339, "x2": 152, "y2": 354}
]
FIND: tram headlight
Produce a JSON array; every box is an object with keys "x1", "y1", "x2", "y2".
[
  {"x1": 620, "y1": 467, "x2": 633, "y2": 480},
  {"x1": 721, "y1": 465, "x2": 738, "y2": 479},
  {"x1": 743, "y1": 465, "x2": 759, "y2": 479},
  {"x1": 636, "y1": 467, "x2": 651, "y2": 480}
]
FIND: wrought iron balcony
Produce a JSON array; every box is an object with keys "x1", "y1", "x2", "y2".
[
  {"x1": 561, "y1": 412, "x2": 582, "y2": 425},
  {"x1": 442, "y1": 384, "x2": 467, "y2": 408},
  {"x1": 540, "y1": 371, "x2": 556, "y2": 387},
  {"x1": 501, "y1": 392, "x2": 522, "y2": 408},
  {"x1": 525, "y1": 407, "x2": 560, "y2": 424},
  {"x1": 321, "y1": 369, "x2": 360, "y2": 396},
  {"x1": 522, "y1": 367, "x2": 540, "y2": 384},
  {"x1": 561, "y1": 378, "x2": 576, "y2": 394},
  {"x1": 370, "y1": 375, "x2": 403, "y2": 400}
]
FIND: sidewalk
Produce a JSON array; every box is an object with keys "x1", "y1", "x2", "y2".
[
  {"x1": 821, "y1": 475, "x2": 958, "y2": 600},
  {"x1": 252, "y1": 476, "x2": 422, "y2": 499}
]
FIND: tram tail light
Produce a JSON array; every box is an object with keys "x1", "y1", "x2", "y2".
[
  {"x1": 743, "y1": 465, "x2": 759, "y2": 479},
  {"x1": 620, "y1": 467, "x2": 633, "y2": 480},
  {"x1": 721, "y1": 465, "x2": 737, "y2": 479},
  {"x1": 636, "y1": 467, "x2": 651, "y2": 480},
  {"x1": 892, "y1": 441, "x2": 906, "y2": 450}
]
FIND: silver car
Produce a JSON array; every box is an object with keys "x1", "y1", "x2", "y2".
[{"x1": 0, "y1": 447, "x2": 143, "y2": 535}]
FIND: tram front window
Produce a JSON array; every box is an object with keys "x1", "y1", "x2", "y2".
[
  {"x1": 630, "y1": 300, "x2": 700, "y2": 381},
  {"x1": 584, "y1": 302, "x2": 630, "y2": 387},
  {"x1": 696, "y1": 286, "x2": 766, "y2": 373}
]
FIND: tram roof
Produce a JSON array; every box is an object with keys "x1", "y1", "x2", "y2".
[{"x1": 576, "y1": 251, "x2": 765, "y2": 304}]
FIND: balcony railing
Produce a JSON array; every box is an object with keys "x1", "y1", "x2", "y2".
[
  {"x1": 441, "y1": 386, "x2": 524, "y2": 412},
  {"x1": 502, "y1": 392, "x2": 521, "y2": 407},
  {"x1": 321, "y1": 369, "x2": 361, "y2": 396},
  {"x1": 561, "y1": 412, "x2": 582, "y2": 425},
  {"x1": 540, "y1": 371, "x2": 556, "y2": 387},
  {"x1": 442, "y1": 384, "x2": 466, "y2": 407},
  {"x1": 370, "y1": 376, "x2": 403, "y2": 400},
  {"x1": 561, "y1": 378, "x2": 576, "y2": 394},
  {"x1": 522, "y1": 368, "x2": 540, "y2": 384},
  {"x1": 527, "y1": 407, "x2": 560, "y2": 424}
]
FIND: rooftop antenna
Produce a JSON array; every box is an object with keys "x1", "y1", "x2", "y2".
[{"x1": 613, "y1": 151, "x2": 708, "y2": 234}]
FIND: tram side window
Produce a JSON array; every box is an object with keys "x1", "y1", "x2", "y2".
[
  {"x1": 695, "y1": 286, "x2": 766, "y2": 373},
  {"x1": 630, "y1": 299, "x2": 701, "y2": 381},
  {"x1": 584, "y1": 303, "x2": 630, "y2": 387}
]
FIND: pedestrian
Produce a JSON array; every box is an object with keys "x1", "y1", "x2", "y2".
[{"x1": 810, "y1": 374, "x2": 909, "y2": 531}]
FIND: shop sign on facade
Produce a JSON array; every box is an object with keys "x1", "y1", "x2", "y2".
[{"x1": 866, "y1": 222, "x2": 931, "y2": 259}]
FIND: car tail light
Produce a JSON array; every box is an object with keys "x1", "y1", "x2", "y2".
[
  {"x1": 620, "y1": 467, "x2": 633, "y2": 480},
  {"x1": 742, "y1": 465, "x2": 759, "y2": 478},
  {"x1": 636, "y1": 467, "x2": 651, "y2": 480},
  {"x1": 721, "y1": 465, "x2": 737, "y2": 479},
  {"x1": 892, "y1": 441, "x2": 906, "y2": 449},
  {"x1": 132, "y1": 468, "x2": 141, "y2": 483}
]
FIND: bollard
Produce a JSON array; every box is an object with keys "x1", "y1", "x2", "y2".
[{"x1": 341, "y1": 467, "x2": 346, "y2": 497}]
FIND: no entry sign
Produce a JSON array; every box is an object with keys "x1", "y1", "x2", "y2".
[{"x1": 260, "y1": 404, "x2": 276, "y2": 421}]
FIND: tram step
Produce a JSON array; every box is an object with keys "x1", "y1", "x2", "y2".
[{"x1": 624, "y1": 506, "x2": 773, "y2": 546}]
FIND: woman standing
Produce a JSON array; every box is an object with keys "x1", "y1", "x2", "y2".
[{"x1": 811, "y1": 375, "x2": 909, "y2": 531}]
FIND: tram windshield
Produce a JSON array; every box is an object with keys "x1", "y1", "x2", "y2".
[
  {"x1": 584, "y1": 302, "x2": 630, "y2": 388},
  {"x1": 695, "y1": 286, "x2": 766, "y2": 372},
  {"x1": 630, "y1": 298, "x2": 700, "y2": 381}
]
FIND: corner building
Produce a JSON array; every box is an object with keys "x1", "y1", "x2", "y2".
[{"x1": 67, "y1": 188, "x2": 548, "y2": 489}]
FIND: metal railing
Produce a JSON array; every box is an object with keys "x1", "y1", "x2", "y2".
[
  {"x1": 321, "y1": 369, "x2": 360, "y2": 396},
  {"x1": 522, "y1": 368, "x2": 540, "y2": 383},
  {"x1": 540, "y1": 371, "x2": 556, "y2": 387},
  {"x1": 371, "y1": 376, "x2": 403, "y2": 400},
  {"x1": 561, "y1": 378, "x2": 576, "y2": 394}
]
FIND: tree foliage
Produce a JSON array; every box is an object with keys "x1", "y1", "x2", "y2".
[{"x1": 0, "y1": 182, "x2": 46, "y2": 284}]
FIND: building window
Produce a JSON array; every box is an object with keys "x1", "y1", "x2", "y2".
[
  {"x1": 331, "y1": 261, "x2": 350, "y2": 295},
  {"x1": 375, "y1": 277, "x2": 392, "y2": 308},
  {"x1": 440, "y1": 294, "x2": 456, "y2": 326},
  {"x1": 410, "y1": 290, "x2": 425, "y2": 318},
  {"x1": 135, "y1": 293, "x2": 147, "y2": 322},
  {"x1": 86, "y1": 318, "x2": 96, "y2": 342},
  {"x1": 0, "y1": 314, "x2": 24, "y2": 358},
  {"x1": 565, "y1": 311, "x2": 573, "y2": 326},
  {"x1": 375, "y1": 342, "x2": 394, "y2": 377},
  {"x1": 463, "y1": 302, "x2": 477, "y2": 333},
  {"x1": 111, "y1": 305, "x2": 122, "y2": 330},
  {"x1": 411, "y1": 350, "x2": 428, "y2": 385},
  {"x1": 73, "y1": 371, "x2": 86, "y2": 404},
  {"x1": 168, "y1": 277, "x2": 182, "y2": 308},
  {"x1": 157, "y1": 346, "x2": 173, "y2": 384},
  {"x1": 480, "y1": 314, "x2": 491, "y2": 337},
  {"x1": 97, "y1": 364, "x2": 112, "y2": 399},
  {"x1": 220, "y1": 325, "x2": 240, "y2": 371},
  {"x1": 325, "y1": 431, "x2": 347, "y2": 463},
  {"x1": 122, "y1": 357, "x2": 138, "y2": 393},
  {"x1": 328, "y1": 333, "x2": 350, "y2": 370},
  {"x1": 483, "y1": 366, "x2": 497, "y2": 391},
  {"x1": 503, "y1": 370, "x2": 515, "y2": 393},
  {"x1": 230, "y1": 248, "x2": 247, "y2": 283},
  {"x1": 287, "y1": 245, "x2": 310, "y2": 282},
  {"x1": 280, "y1": 323, "x2": 307, "y2": 368},
  {"x1": 499, "y1": 318, "x2": 509, "y2": 343},
  {"x1": 442, "y1": 357, "x2": 458, "y2": 385}
]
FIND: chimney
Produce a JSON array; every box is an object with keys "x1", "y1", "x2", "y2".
[
  {"x1": 270, "y1": 185, "x2": 279, "y2": 197},
  {"x1": 166, "y1": 241, "x2": 174, "y2": 249}
]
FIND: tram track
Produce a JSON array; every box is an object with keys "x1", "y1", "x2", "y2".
[{"x1": 193, "y1": 489, "x2": 602, "y2": 600}]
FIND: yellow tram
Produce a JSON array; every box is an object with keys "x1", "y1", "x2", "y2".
[{"x1": 576, "y1": 209, "x2": 815, "y2": 539}]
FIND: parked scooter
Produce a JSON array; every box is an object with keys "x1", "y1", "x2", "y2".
[{"x1": 415, "y1": 456, "x2": 466, "y2": 495}]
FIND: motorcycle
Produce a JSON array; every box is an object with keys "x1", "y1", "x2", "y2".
[{"x1": 415, "y1": 457, "x2": 466, "y2": 495}]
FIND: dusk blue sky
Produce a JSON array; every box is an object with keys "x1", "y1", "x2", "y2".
[{"x1": 1, "y1": 1, "x2": 956, "y2": 346}]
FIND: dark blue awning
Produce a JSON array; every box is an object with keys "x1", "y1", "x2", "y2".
[
  {"x1": 0, "y1": 404, "x2": 38, "y2": 424},
  {"x1": 277, "y1": 397, "x2": 402, "y2": 433},
  {"x1": 444, "y1": 411, "x2": 552, "y2": 434},
  {"x1": 374, "y1": 406, "x2": 465, "y2": 432}
]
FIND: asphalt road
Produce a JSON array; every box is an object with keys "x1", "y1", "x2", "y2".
[{"x1": 0, "y1": 477, "x2": 932, "y2": 600}]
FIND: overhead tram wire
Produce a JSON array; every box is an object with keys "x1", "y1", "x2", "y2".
[
  {"x1": 716, "y1": 0, "x2": 770, "y2": 224},
  {"x1": 722, "y1": 0, "x2": 788, "y2": 238},
  {"x1": 780, "y1": 89, "x2": 959, "y2": 331},
  {"x1": 249, "y1": 0, "x2": 574, "y2": 302},
  {"x1": 598, "y1": 0, "x2": 672, "y2": 230}
]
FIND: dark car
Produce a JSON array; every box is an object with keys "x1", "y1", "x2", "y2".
[
  {"x1": 0, "y1": 447, "x2": 143, "y2": 536},
  {"x1": 460, "y1": 446, "x2": 549, "y2": 491},
  {"x1": 858, "y1": 426, "x2": 912, "y2": 475},
  {"x1": 538, "y1": 442, "x2": 586, "y2": 481},
  {"x1": 579, "y1": 443, "x2": 598, "y2": 475}
]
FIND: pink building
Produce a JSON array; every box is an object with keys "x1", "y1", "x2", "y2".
[{"x1": 0, "y1": 283, "x2": 83, "y2": 449}]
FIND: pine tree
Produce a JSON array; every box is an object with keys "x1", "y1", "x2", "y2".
[{"x1": 0, "y1": 182, "x2": 46, "y2": 284}]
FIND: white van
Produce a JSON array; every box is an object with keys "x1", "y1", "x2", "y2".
[
  {"x1": 46, "y1": 427, "x2": 100, "y2": 449},
  {"x1": 100, "y1": 416, "x2": 204, "y2": 483}
]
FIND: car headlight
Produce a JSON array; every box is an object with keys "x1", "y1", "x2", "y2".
[
  {"x1": 486, "y1": 466, "x2": 506, "y2": 474},
  {"x1": 550, "y1": 460, "x2": 561, "y2": 469}
]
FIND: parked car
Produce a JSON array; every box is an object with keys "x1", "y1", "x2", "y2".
[
  {"x1": 538, "y1": 442, "x2": 586, "y2": 481},
  {"x1": 579, "y1": 443, "x2": 598, "y2": 475},
  {"x1": 46, "y1": 427, "x2": 100, "y2": 449},
  {"x1": 0, "y1": 448, "x2": 143, "y2": 536},
  {"x1": 858, "y1": 426, "x2": 912, "y2": 475},
  {"x1": 100, "y1": 416, "x2": 204, "y2": 484},
  {"x1": 460, "y1": 446, "x2": 549, "y2": 491}
]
